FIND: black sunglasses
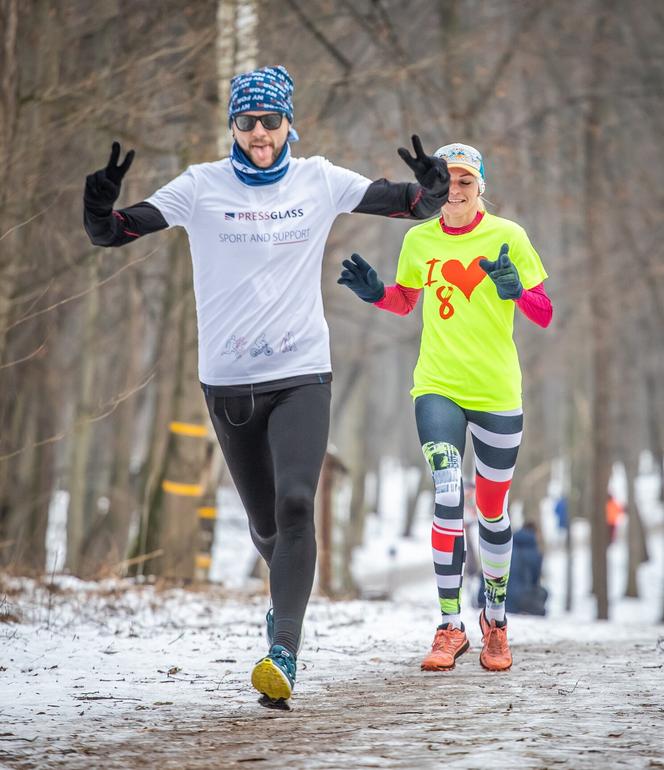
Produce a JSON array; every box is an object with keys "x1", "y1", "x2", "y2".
[{"x1": 233, "y1": 113, "x2": 284, "y2": 131}]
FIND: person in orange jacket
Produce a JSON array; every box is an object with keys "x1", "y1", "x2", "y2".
[{"x1": 606, "y1": 494, "x2": 624, "y2": 544}]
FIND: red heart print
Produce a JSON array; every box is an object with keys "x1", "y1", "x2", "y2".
[{"x1": 440, "y1": 256, "x2": 486, "y2": 301}]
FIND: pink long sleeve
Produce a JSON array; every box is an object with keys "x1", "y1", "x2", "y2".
[
  {"x1": 374, "y1": 284, "x2": 422, "y2": 315},
  {"x1": 516, "y1": 283, "x2": 553, "y2": 328}
]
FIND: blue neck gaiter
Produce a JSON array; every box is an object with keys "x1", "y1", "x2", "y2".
[{"x1": 230, "y1": 141, "x2": 291, "y2": 187}]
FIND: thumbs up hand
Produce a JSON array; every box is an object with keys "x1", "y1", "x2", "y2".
[{"x1": 479, "y1": 243, "x2": 523, "y2": 300}]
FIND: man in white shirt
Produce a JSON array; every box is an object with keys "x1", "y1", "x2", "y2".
[{"x1": 84, "y1": 64, "x2": 449, "y2": 706}]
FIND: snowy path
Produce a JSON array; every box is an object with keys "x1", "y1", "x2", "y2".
[{"x1": 1, "y1": 581, "x2": 663, "y2": 769}]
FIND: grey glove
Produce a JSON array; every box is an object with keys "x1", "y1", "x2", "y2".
[
  {"x1": 479, "y1": 243, "x2": 523, "y2": 300},
  {"x1": 337, "y1": 253, "x2": 385, "y2": 303}
]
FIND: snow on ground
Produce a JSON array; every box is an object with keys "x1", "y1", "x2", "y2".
[
  {"x1": 358, "y1": 513, "x2": 664, "y2": 627},
  {"x1": 1, "y1": 576, "x2": 663, "y2": 769},
  {"x1": 1, "y1": 462, "x2": 663, "y2": 769},
  {"x1": 350, "y1": 455, "x2": 664, "y2": 625},
  {"x1": 1, "y1": 551, "x2": 663, "y2": 769}
]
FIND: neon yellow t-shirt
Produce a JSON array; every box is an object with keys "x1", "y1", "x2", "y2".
[{"x1": 396, "y1": 212, "x2": 548, "y2": 411}]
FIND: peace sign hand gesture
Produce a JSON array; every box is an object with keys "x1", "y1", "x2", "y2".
[
  {"x1": 104, "y1": 141, "x2": 135, "y2": 185},
  {"x1": 398, "y1": 134, "x2": 450, "y2": 199},
  {"x1": 85, "y1": 141, "x2": 135, "y2": 212}
]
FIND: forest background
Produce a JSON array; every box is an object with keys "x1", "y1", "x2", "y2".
[{"x1": 0, "y1": 0, "x2": 662, "y2": 621}]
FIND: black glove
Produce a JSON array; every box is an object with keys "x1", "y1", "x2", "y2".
[
  {"x1": 337, "y1": 253, "x2": 385, "y2": 303},
  {"x1": 84, "y1": 141, "x2": 135, "y2": 213},
  {"x1": 479, "y1": 244, "x2": 523, "y2": 300},
  {"x1": 397, "y1": 134, "x2": 450, "y2": 199}
]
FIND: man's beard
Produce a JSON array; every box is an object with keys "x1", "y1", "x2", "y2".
[{"x1": 248, "y1": 140, "x2": 285, "y2": 168}]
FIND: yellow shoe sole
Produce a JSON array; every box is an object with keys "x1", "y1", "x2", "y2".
[{"x1": 251, "y1": 657, "x2": 293, "y2": 700}]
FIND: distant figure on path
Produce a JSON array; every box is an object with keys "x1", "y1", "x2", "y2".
[
  {"x1": 554, "y1": 495, "x2": 568, "y2": 530},
  {"x1": 605, "y1": 494, "x2": 624, "y2": 544}
]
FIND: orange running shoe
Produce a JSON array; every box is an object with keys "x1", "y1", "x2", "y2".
[
  {"x1": 479, "y1": 611, "x2": 512, "y2": 671},
  {"x1": 421, "y1": 624, "x2": 470, "y2": 671}
]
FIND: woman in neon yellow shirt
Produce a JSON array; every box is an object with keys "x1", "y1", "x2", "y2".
[{"x1": 338, "y1": 142, "x2": 552, "y2": 672}]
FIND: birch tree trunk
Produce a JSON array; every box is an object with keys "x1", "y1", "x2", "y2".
[
  {"x1": 65, "y1": 259, "x2": 100, "y2": 575},
  {"x1": 135, "y1": 0, "x2": 258, "y2": 579}
]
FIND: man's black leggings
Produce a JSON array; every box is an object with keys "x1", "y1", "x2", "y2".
[{"x1": 204, "y1": 382, "x2": 331, "y2": 656}]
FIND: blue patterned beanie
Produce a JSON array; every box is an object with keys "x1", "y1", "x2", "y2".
[{"x1": 228, "y1": 65, "x2": 295, "y2": 124}]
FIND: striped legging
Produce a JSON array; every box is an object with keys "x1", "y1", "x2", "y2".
[{"x1": 415, "y1": 393, "x2": 523, "y2": 626}]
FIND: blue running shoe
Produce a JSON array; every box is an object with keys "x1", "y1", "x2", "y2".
[
  {"x1": 265, "y1": 607, "x2": 305, "y2": 654},
  {"x1": 251, "y1": 644, "x2": 297, "y2": 701}
]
